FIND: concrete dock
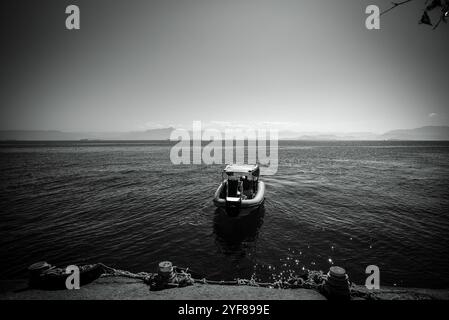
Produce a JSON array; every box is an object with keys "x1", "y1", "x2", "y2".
[{"x1": 1, "y1": 277, "x2": 448, "y2": 300}]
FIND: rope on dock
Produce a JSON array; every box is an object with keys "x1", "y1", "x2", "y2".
[
  {"x1": 97, "y1": 263, "x2": 328, "y2": 291},
  {"x1": 27, "y1": 261, "x2": 356, "y2": 299},
  {"x1": 98, "y1": 263, "x2": 152, "y2": 280}
]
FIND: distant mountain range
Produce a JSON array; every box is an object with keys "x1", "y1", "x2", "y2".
[
  {"x1": 1, "y1": 126, "x2": 448, "y2": 141},
  {"x1": 379, "y1": 126, "x2": 449, "y2": 141},
  {"x1": 0, "y1": 128, "x2": 175, "y2": 141}
]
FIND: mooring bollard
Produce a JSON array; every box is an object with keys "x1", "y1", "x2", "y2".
[
  {"x1": 158, "y1": 261, "x2": 175, "y2": 280},
  {"x1": 323, "y1": 266, "x2": 350, "y2": 300},
  {"x1": 27, "y1": 261, "x2": 52, "y2": 287},
  {"x1": 28, "y1": 261, "x2": 51, "y2": 275},
  {"x1": 146, "y1": 261, "x2": 176, "y2": 291}
]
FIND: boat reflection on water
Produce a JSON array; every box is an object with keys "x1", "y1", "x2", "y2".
[{"x1": 213, "y1": 206, "x2": 265, "y2": 256}]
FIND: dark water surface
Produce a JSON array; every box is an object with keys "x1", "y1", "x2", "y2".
[{"x1": 1, "y1": 141, "x2": 449, "y2": 288}]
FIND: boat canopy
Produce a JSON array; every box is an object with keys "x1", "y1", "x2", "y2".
[{"x1": 224, "y1": 164, "x2": 260, "y2": 177}]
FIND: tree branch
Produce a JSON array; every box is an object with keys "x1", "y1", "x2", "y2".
[
  {"x1": 381, "y1": 0, "x2": 417, "y2": 16},
  {"x1": 380, "y1": 0, "x2": 448, "y2": 29},
  {"x1": 432, "y1": 13, "x2": 445, "y2": 29}
]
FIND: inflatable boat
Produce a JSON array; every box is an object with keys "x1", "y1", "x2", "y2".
[{"x1": 213, "y1": 164, "x2": 265, "y2": 213}]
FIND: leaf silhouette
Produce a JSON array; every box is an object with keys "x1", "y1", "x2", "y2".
[
  {"x1": 426, "y1": 0, "x2": 442, "y2": 11},
  {"x1": 419, "y1": 11, "x2": 433, "y2": 25}
]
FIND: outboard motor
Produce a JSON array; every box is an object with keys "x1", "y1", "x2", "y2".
[
  {"x1": 227, "y1": 178, "x2": 239, "y2": 197},
  {"x1": 225, "y1": 197, "x2": 241, "y2": 217},
  {"x1": 226, "y1": 178, "x2": 241, "y2": 215},
  {"x1": 225, "y1": 196, "x2": 241, "y2": 208}
]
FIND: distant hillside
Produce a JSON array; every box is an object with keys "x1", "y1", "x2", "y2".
[
  {"x1": 381, "y1": 126, "x2": 449, "y2": 141},
  {"x1": 297, "y1": 134, "x2": 339, "y2": 140},
  {"x1": 118, "y1": 128, "x2": 174, "y2": 140},
  {"x1": 1, "y1": 126, "x2": 448, "y2": 141},
  {"x1": 0, "y1": 128, "x2": 174, "y2": 141},
  {"x1": 0, "y1": 130, "x2": 84, "y2": 141}
]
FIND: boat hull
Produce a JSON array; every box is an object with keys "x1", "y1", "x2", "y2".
[{"x1": 213, "y1": 180, "x2": 265, "y2": 209}]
